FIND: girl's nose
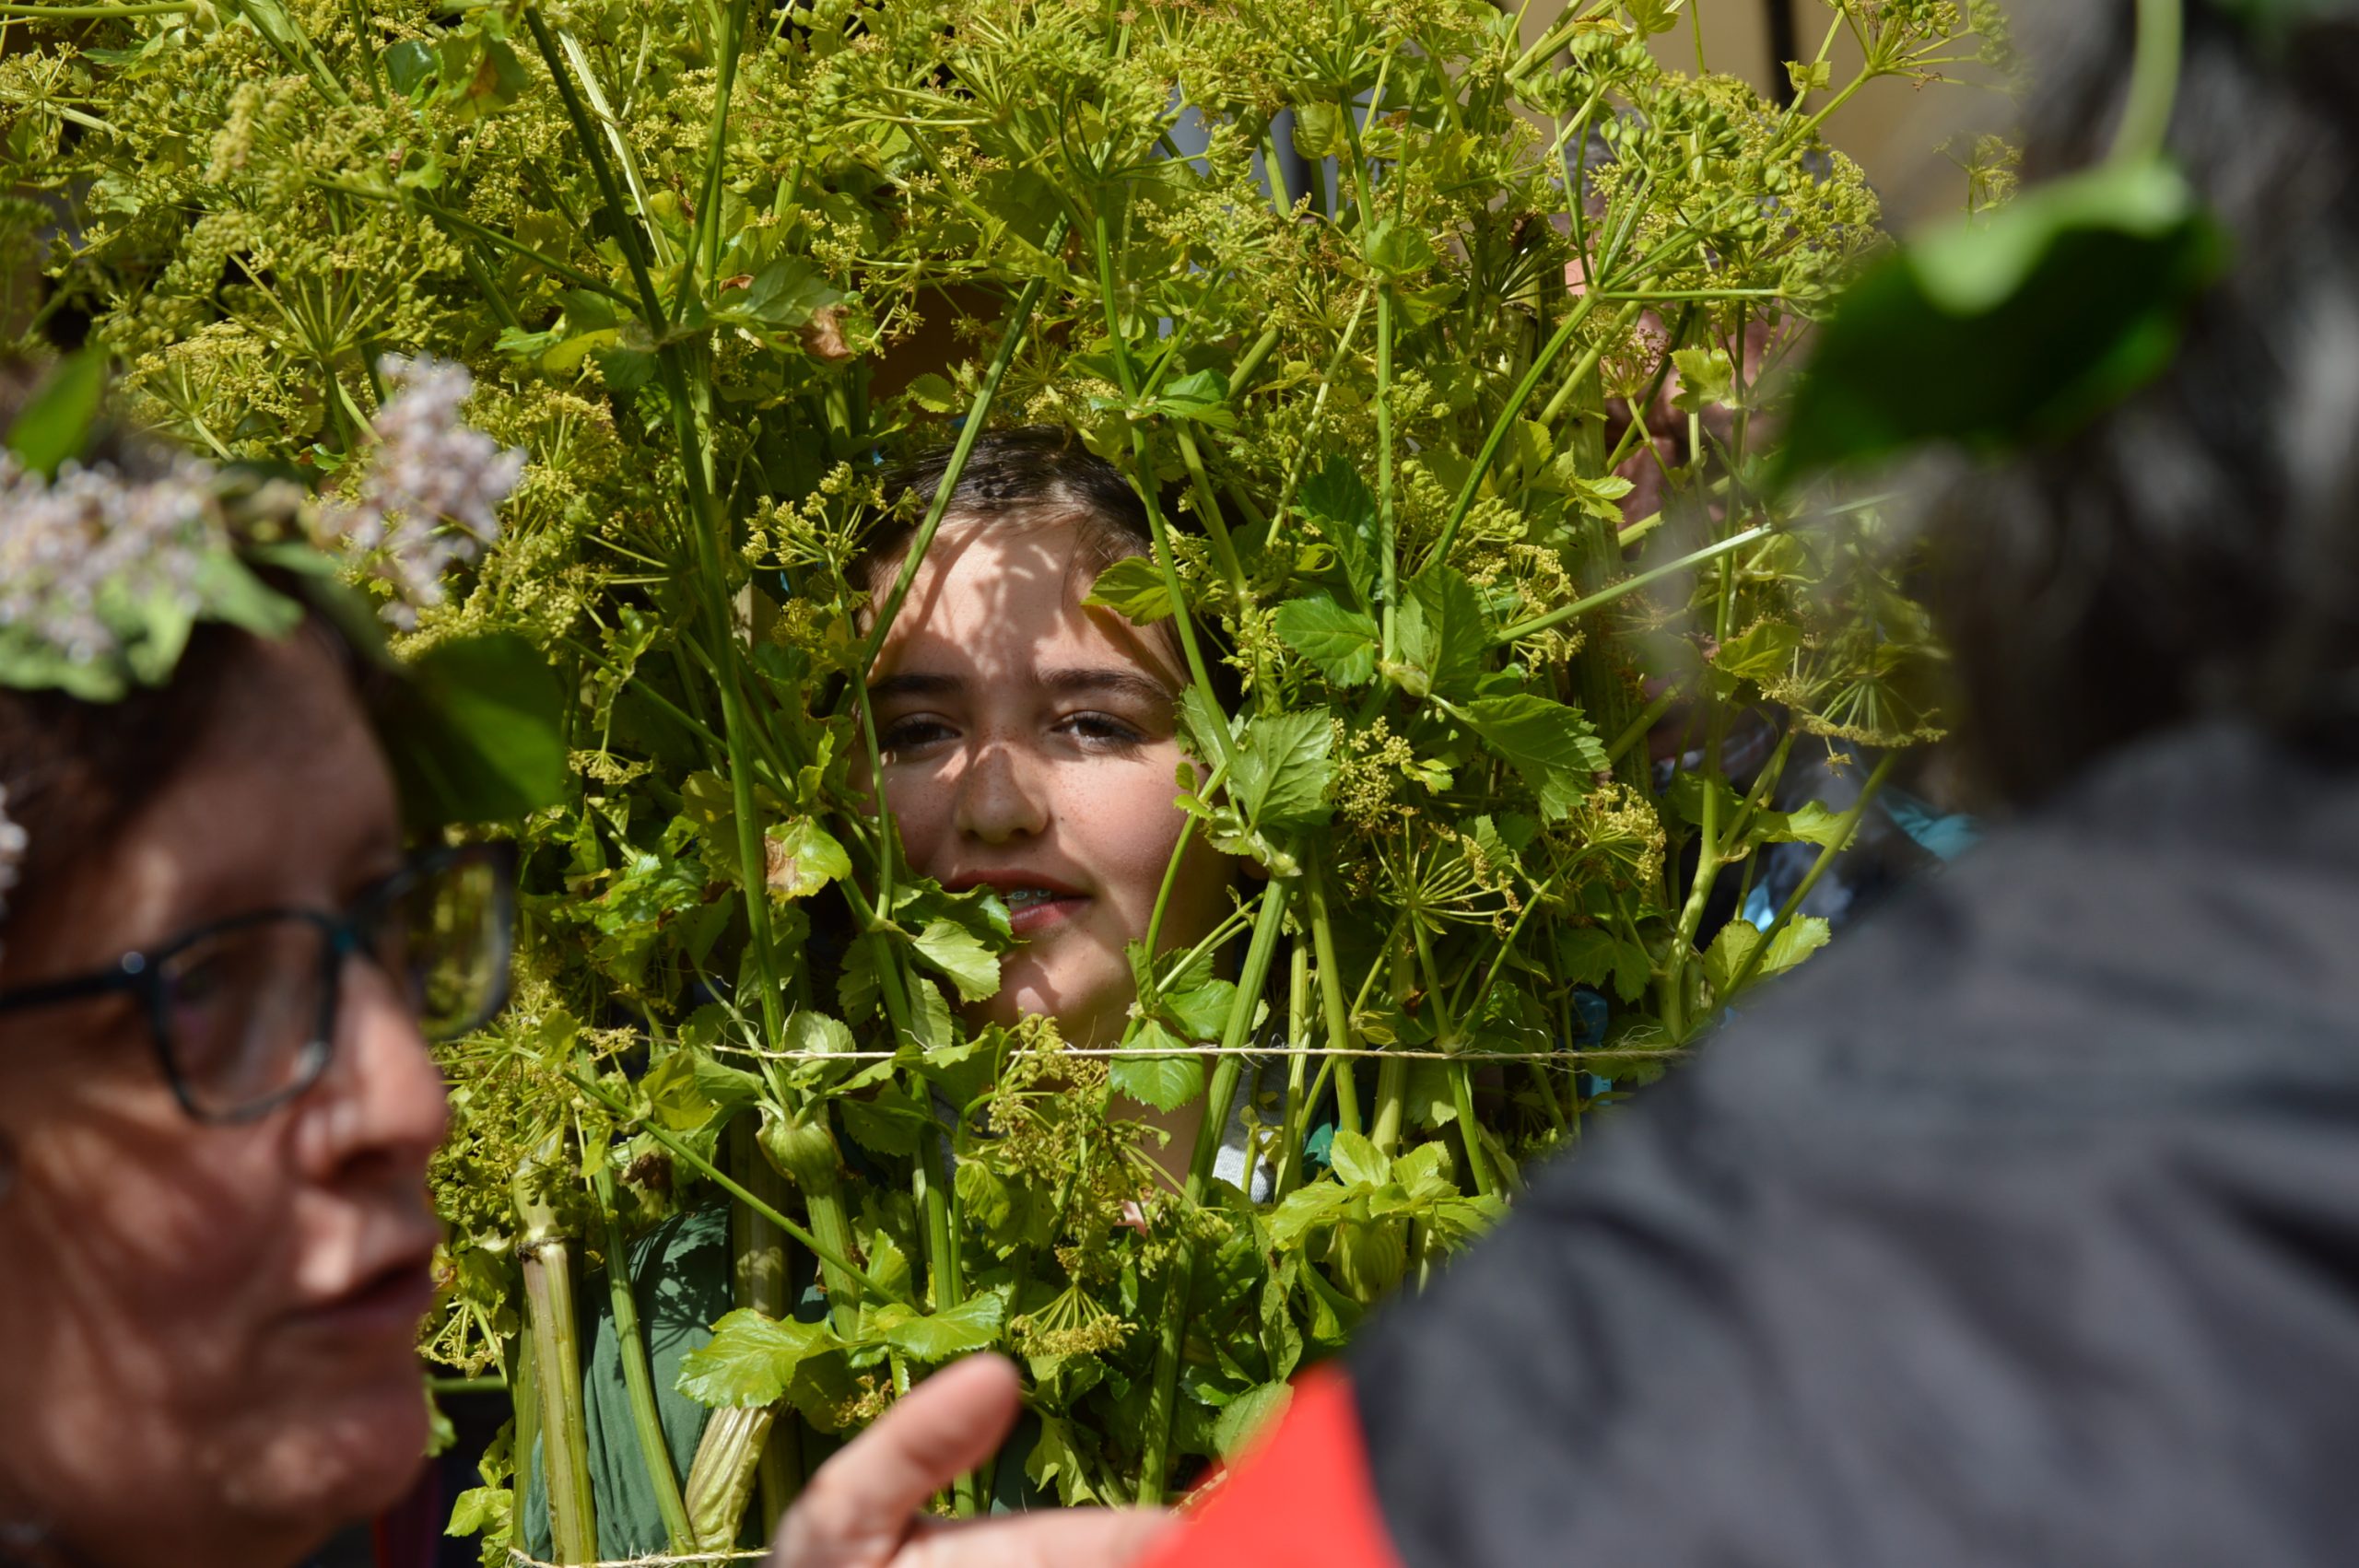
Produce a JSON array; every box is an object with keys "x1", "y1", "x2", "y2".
[{"x1": 953, "y1": 739, "x2": 1051, "y2": 844}]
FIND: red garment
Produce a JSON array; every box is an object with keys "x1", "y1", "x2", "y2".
[
  {"x1": 1140, "y1": 1367, "x2": 1402, "y2": 1568},
  {"x1": 370, "y1": 1462, "x2": 441, "y2": 1568}
]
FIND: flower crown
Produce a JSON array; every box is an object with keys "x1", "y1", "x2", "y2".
[{"x1": 0, "y1": 354, "x2": 564, "y2": 947}]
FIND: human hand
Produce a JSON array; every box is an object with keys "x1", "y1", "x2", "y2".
[{"x1": 767, "y1": 1353, "x2": 1174, "y2": 1568}]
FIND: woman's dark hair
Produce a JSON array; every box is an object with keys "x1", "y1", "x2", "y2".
[
  {"x1": 0, "y1": 372, "x2": 370, "y2": 945},
  {"x1": 1921, "y1": 2, "x2": 2359, "y2": 803}
]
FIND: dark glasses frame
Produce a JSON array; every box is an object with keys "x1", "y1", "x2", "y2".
[{"x1": 0, "y1": 841, "x2": 516, "y2": 1124}]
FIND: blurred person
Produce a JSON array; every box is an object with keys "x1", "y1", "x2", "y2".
[
  {"x1": 804, "y1": 2, "x2": 2359, "y2": 1564},
  {"x1": 0, "y1": 406, "x2": 1165, "y2": 1568}
]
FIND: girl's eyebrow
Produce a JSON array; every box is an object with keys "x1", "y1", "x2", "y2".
[
  {"x1": 868, "y1": 672, "x2": 962, "y2": 701},
  {"x1": 867, "y1": 668, "x2": 1171, "y2": 705}
]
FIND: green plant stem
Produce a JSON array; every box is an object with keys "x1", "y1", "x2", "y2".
[
  {"x1": 392, "y1": 192, "x2": 636, "y2": 302},
  {"x1": 690, "y1": 0, "x2": 752, "y2": 305},
  {"x1": 510, "y1": 1328, "x2": 541, "y2": 1538},
  {"x1": 1494, "y1": 523, "x2": 1769, "y2": 645},
  {"x1": 1428, "y1": 290, "x2": 1603, "y2": 566},
  {"x1": 562, "y1": 1068, "x2": 919, "y2": 1309},
  {"x1": 1304, "y1": 858, "x2": 1361, "y2": 1135},
  {"x1": 2114, "y1": 0, "x2": 2183, "y2": 166},
  {"x1": 1375, "y1": 284, "x2": 1401, "y2": 661},
  {"x1": 861, "y1": 234, "x2": 1067, "y2": 669},
  {"x1": 1138, "y1": 876, "x2": 1292, "y2": 1504},
  {"x1": 1720, "y1": 751, "x2": 1897, "y2": 1000},
  {"x1": 522, "y1": 1250, "x2": 596, "y2": 1562},
  {"x1": 533, "y1": 6, "x2": 795, "y2": 1050},
  {"x1": 585, "y1": 1135, "x2": 696, "y2": 1552},
  {"x1": 729, "y1": 1118, "x2": 802, "y2": 1523},
  {"x1": 1411, "y1": 920, "x2": 1493, "y2": 1199},
  {"x1": 1273, "y1": 935, "x2": 1311, "y2": 1199}
]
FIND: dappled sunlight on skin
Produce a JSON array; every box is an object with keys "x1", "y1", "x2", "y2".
[
  {"x1": 0, "y1": 631, "x2": 448, "y2": 1568},
  {"x1": 858, "y1": 518, "x2": 1238, "y2": 1172}
]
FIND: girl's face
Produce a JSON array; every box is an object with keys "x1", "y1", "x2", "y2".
[
  {"x1": 0, "y1": 633, "x2": 448, "y2": 1568},
  {"x1": 865, "y1": 517, "x2": 1235, "y2": 1045}
]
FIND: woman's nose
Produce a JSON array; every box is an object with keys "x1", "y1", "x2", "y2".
[
  {"x1": 952, "y1": 738, "x2": 1051, "y2": 844},
  {"x1": 294, "y1": 957, "x2": 450, "y2": 1187}
]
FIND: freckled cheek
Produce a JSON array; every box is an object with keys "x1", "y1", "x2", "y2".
[
  {"x1": 1060, "y1": 764, "x2": 1191, "y2": 913},
  {"x1": 880, "y1": 766, "x2": 951, "y2": 872}
]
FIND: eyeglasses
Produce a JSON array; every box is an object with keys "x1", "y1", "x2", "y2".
[{"x1": 0, "y1": 843, "x2": 515, "y2": 1124}]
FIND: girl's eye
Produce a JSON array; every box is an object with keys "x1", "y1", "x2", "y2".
[
  {"x1": 1058, "y1": 711, "x2": 1147, "y2": 752},
  {"x1": 879, "y1": 716, "x2": 955, "y2": 756}
]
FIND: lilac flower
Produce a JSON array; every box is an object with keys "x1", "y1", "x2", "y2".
[
  {"x1": 324, "y1": 356, "x2": 525, "y2": 627},
  {"x1": 0, "y1": 451, "x2": 227, "y2": 664}
]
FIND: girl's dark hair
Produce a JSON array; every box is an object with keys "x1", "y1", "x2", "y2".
[
  {"x1": 855, "y1": 426, "x2": 1156, "y2": 594},
  {"x1": 1921, "y1": 3, "x2": 2359, "y2": 803}
]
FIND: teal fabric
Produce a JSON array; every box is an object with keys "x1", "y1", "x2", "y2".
[
  {"x1": 522, "y1": 1202, "x2": 1060, "y2": 1553},
  {"x1": 523, "y1": 1204, "x2": 739, "y2": 1560}
]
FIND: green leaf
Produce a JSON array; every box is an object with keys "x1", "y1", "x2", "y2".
[
  {"x1": 724, "y1": 258, "x2": 843, "y2": 331},
  {"x1": 1393, "y1": 567, "x2": 1490, "y2": 702},
  {"x1": 445, "y1": 1484, "x2": 511, "y2": 1539},
  {"x1": 1786, "y1": 58, "x2": 1833, "y2": 97},
  {"x1": 1778, "y1": 158, "x2": 2230, "y2": 480},
  {"x1": 1273, "y1": 594, "x2": 1379, "y2": 686},
  {"x1": 1362, "y1": 217, "x2": 1437, "y2": 278},
  {"x1": 1669, "y1": 346, "x2": 1735, "y2": 415},
  {"x1": 1766, "y1": 802, "x2": 1852, "y2": 848},
  {"x1": 902, "y1": 372, "x2": 959, "y2": 414},
  {"x1": 1213, "y1": 1381, "x2": 1295, "y2": 1459},
  {"x1": 1229, "y1": 710, "x2": 1334, "y2": 834},
  {"x1": 1703, "y1": 915, "x2": 1833, "y2": 1000},
  {"x1": 675, "y1": 1309, "x2": 835, "y2": 1409},
  {"x1": 1327, "y1": 1128, "x2": 1389, "y2": 1188},
  {"x1": 765, "y1": 817, "x2": 851, "y2": 900},
  {"x1": 385, "y1": 38, "x2": 436, "y2": 98},
  {"x1": 1557, "y1": 925, "x2": 1649, "y2": 1004},
  {"x1": 1298, "y1": 458, "x2": 1381, "y2": 608},
  {"x1": 1110, "y1": 1019, "x2": 1205, "y2": 1113},
  {"x1": 1456, "y1": 694, "x2": 1607, "y2": 818},
  {"x1": 1290, "y1": 101, "x2": 1350, "y2": 160},
  {"x1": 382, "y1": 632, "x2": 569, "y2": 828},
  {"x1": 1713, "y1": 620, "x2": 1803, "y2": 683},
  {"x1": 910, "y1": 917, "x2": 1001, "y2": 1003},
  {"x1": 880, "y1": 1292, "x2": 1003, "y2": 1361},
  {"x1": 1624, "y1": 0, "x2": 1686, "y2": 33},
  {"x1": 1151, "y1": 368, "x2": 1237, "y2": 428},
  {"x1": 839, "y1": 1093, "x2": 929, "y2": 1158},
  {"x1": 7, "y1": 348, "x2": 106, "y2": 478},
  {"x1": 1026, "y1": 1414, "x2": 1110, "y2": 1507},
  {"x1": 1082, "y1": 556, "x2": 1175, "y2": 624},
  {"x1": 1164, "y1": 978, "x2": 1241, "y2": 1042}
]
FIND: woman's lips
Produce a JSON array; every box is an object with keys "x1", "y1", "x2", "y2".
[
  {"x1": 292, "y1": 1258, "x2": 437, "y2": 1343},
  {"x1": 1005, "y1": 893, "x2": 1088, "y2": 936}
]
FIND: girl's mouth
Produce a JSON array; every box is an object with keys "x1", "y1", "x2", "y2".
[{"x1": 1000, "y1": 885, "x2": 1088, "y2": 935}]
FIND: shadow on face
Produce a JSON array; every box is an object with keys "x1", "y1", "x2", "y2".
[
  {"x1": 0, "y1": 627, "x2": 450, "y2": 1568},
  {"x1": 862, "y1": 517, "x2": 1238, "y2": 1047}
]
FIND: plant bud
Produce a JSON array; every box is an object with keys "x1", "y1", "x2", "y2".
[{"x1": 758, "y1": 1107, "x2": 842, "y2": 1195}]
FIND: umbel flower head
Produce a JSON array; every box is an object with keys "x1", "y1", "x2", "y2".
[{"x1": 324, "y1": 355, "x2": 525, "y2": 629}]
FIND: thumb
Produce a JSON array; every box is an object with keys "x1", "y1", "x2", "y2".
[{"x1": 771, "y1": 1354, "x2": 1025, "y2": 1566}]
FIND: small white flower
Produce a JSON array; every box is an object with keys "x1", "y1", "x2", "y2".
[
  {"x1": 0, "y1": 783, "x2": 26, "y2": 954},
  {"x1": 324, "y1": 356, "x2": 526, "y2": 626},
  {"x1": 0, "y1": 451, "x2": 228, "y2": 663}
]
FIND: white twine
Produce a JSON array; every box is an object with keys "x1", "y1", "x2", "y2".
[
  {"x1": 713, "y1": 1042, "x2": 1674, "y2": 1069},
  {"x1": 506, "y1": 1549, "x2": 767, "y2": 1567}
]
